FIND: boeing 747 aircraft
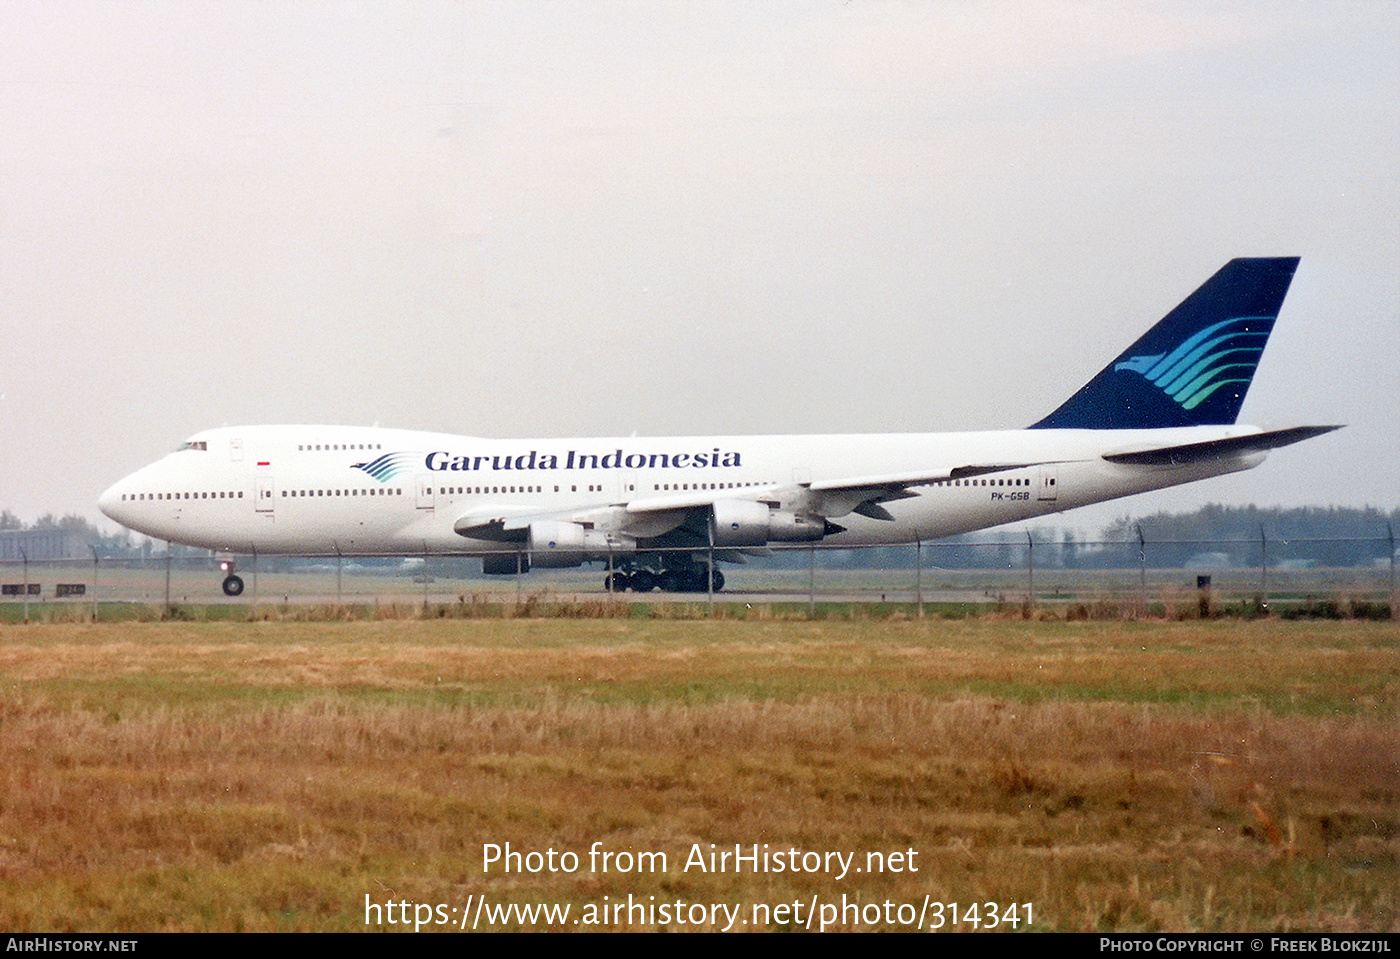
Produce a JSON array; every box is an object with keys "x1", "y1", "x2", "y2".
[{"x1": 100, "y1": 258, "x2": 1338, "y2": 596}]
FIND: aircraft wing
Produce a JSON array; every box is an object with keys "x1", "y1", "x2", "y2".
[
  {"x1": 453, "y1": 504, "x2": 580, "y2": 542},
  {"x1": 455, "y1": 425, "x2": 1339, "y2": 540},
  {"x1": 453, "y1": 498, "x2": 707, "y2": 543},
  {"x1": 452, "y1": 459, "x2": 1050, "y2": 543},
  {"x1": 451, "y1": 425, "x2": 1338, "y2": 543},
  {"x1": 793, "y1": 463, "x2": 1047, "y2": 520}
]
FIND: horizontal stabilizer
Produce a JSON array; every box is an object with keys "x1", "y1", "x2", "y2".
[{"x1": 1101, "y1": 425, "x2": 1342, "y2": 467}]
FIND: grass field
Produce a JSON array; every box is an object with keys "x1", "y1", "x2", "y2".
[{"x1": 0, "y1": 617, "x2": 1395, "y2": 932}]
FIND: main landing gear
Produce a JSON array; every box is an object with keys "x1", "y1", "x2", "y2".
[
  {"x1": 605, "y1": 560, "x2": 724, "y2": 593},
  {"x1": 219, "y1": 560, "x2": 244, "y2": 597}
]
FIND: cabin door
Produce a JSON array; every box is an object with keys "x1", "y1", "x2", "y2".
[
  {"x1": 255, "y1": 463, "x2": 276, "y2": 514},
  {"x1": 416, "y1": 474, "x2": 436, "y2": 511}
]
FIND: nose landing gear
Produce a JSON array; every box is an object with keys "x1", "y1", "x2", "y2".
[{"x1": 219, "y1": 560, "x2": 245, "y2": 597}]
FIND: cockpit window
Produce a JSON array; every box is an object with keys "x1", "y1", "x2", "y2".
[{"x1": 177, "y1": 441, "x2": 208, "y2": 452}]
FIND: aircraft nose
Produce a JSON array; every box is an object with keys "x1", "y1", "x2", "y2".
[{"x1": 98, "y1": 481, "x2": 126, "y2": 523}]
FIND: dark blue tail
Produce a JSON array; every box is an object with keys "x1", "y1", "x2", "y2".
[{"x1": 1031, "y1": 258, "x2": 1299, "y2": 430}]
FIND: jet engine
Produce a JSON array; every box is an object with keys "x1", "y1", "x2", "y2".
[
  {"x1": 708, "y1": 499, "x2": 827, "y2": 548},
  {"x1": 527, "y1": 521, "x2": 634, "y2": 568}
]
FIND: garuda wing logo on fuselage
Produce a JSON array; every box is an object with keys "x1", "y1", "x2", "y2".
[
  {"x1": 1112, "y1": 316, "x2": 1274, "y2": 411},
  {"x1": 352, "y1": 452, "x2": 418, "y2": 483}
]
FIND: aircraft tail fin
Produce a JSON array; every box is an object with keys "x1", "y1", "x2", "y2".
[{"x1": 1030, "y1": 257, "x2": 1300, "y2": 430}]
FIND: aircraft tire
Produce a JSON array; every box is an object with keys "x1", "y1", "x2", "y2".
[
  {"x1": 629, "y1": 569, "x2": 656, "y2": 592},
  {"x1": 222, "y1": 575, "x2": 245, "y2": 597},
  {"x1": 604, "y1": 572, "x2": 630, "y2": 592}
]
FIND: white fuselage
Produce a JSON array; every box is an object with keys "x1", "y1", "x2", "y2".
[{"x1": 98, "y1": 424, "x2": 1266, "y2": 557}]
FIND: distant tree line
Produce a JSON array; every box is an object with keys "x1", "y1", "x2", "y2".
[
  {"x1": 1093, "y1": 505, "x2": 1400, "y2": 569},
  {"x1": 0, "y1": 511, "x2": 203, "y2": 559},
  {"x1": 768, "y1": 505, "x2": 1400, "y2": 570}
]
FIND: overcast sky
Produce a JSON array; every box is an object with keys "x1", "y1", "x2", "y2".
[{"x1": 2, "y1": 1, "x2": 1396, "y2": 534}]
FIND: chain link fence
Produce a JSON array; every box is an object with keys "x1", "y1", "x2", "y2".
[{"x1": 2, "y1": 530, "x2": 1395, "y2": 619}]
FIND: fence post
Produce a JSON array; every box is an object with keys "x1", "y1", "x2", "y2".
[
  {"x1": 916, "y1": 539, "x2": 923, "y2": 619},
  {"x1": 1025, "y1": 531, "x2": 1034, "y2": 617},
  {"x1": 1389, "y1": 523, "x2": 1395, "y2": 621},
  {"x1": 707, "y1": 527, "x2": 715, "y2": 617},
  {"x1": 91, "y1": 546, "x2": 99, "y2": 623},
  {"x1": 1259, "y1": 525, "x2": 1267, "y2": 605},
  {"x1": 1135, "y1": 524, "x2": 1146, "y2": 617}
]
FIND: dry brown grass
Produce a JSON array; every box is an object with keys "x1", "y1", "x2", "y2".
[{"x1": 0, "y1": 618, "x2": 1394, "y2": 931}]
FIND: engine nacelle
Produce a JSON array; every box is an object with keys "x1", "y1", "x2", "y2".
[
  {"x1": 709, "y1": 499, "x2": 827, "y2": 548},
  {"x1": 527, "y1": 521, "x2": 634, "y2": 568}
]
